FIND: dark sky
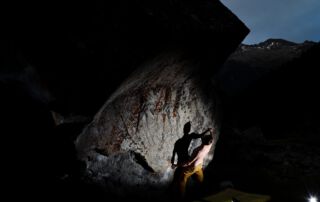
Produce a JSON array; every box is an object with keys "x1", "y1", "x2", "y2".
[{"x1": 221, "y1": 0, "x2": 320, "y2": 44}]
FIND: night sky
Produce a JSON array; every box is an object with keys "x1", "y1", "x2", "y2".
[{"x1": 221, "y1": 0, "x2": 320, "y2": 44}]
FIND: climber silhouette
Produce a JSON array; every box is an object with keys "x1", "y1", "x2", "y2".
[
  {"x1": 171, "y1": 122, "x2": 211, "y2": 168},
  {"x1": 170, "y1": 121, "x2": 211, "y2": 197}
]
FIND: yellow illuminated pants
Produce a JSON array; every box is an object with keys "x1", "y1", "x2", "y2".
[{"x1": 178, "y1": 164, "x2": 203, "y2": 197}]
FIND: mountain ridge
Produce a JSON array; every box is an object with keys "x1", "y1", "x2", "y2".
[
  {"x1": 240, "y1": 38, "x2": 316, "y2": 50},
  {"x1": 216, "y1": 38, "x2": 318, "y2": 96}
]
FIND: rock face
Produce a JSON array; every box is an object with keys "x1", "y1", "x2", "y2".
[
  {"x1": 76, "y1": 52, "x2": 220, "y2": 198},
  {"x1": 75, "y1": 0, "x2": 249, "y2": 199}
]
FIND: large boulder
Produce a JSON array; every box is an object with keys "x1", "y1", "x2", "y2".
[
  {"x1": 76, "y1": 52, "x2": 220, "y2": 197},
  {"x1": 75, "y1": 0, "x2": 249, "y2": 200}
]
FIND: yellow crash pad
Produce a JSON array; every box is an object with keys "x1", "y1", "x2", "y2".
[{"x1": 194, "y1": 188, "x2": 271, "y2": 202}]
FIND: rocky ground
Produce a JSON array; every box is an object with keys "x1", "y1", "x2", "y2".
[{"x1": 202, "y1": 125, "x2": 320, "y2": 202}]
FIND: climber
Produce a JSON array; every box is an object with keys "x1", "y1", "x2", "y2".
[
  {"x1": 174, "y1": 128, "x2": 215, "y2": 198},
  {"x1": 170, "y1": 122, "x2": 213, "y2": 197}
]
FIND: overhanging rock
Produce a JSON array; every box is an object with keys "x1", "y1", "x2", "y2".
[{"x1": 75, "y1": 0, "x2": 249, "y2": 199}]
